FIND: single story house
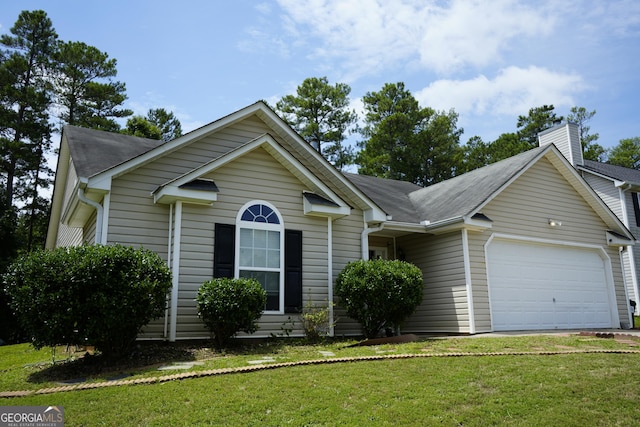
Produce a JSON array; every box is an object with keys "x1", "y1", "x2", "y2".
[
  {"x1": 539, "y1": 122, "x2": 640, "y2": 311},
  {"x1": 46, "y1": 101, "x2": 635, "y2": 340}
]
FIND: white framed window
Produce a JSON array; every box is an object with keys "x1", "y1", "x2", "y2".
[{"x1": 236, "y1": 201, "x2": 285, "y2": 313}]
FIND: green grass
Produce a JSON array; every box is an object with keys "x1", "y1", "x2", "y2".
[{"x1": 2, "y1": 335, "x2": 640, "y2": 426}]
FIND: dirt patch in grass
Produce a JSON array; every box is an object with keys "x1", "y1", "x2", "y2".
[{"x1": 27, "y1": 341, "x2": 218, "y2": 384}]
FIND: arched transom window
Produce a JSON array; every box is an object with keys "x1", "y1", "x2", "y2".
[{"x1": 236, "y1": 201, "x2": 284, "y2": 312}]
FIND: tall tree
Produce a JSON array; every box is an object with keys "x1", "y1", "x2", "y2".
[
  {"x1": 608, "y1": 137, "x2": 640, "y2": 169},
  {"x1": 516, "y1": 105, "x2": 562, "y2": 148},
  {"x1": 357, "y1": 82, "x2": 420, "y2": 180},
  {"x1": 74, "y1": 80, "x2": 131, "y2": 132},
  {"x1": 357, "y1": 82, "x2": 462, "y2": 185},
  {"x1": 275, "y1": 77, "x2": 357, "y2": 163},
  {"x1": 0, "y1": 10, "x2": 57, "y2": 208},
  {"x1": 122, "y1": 115, "x2": 162, "y2": 139},
  {"x1": 567, "y1": 106, "x2": 606, "y2": 162},
  {"x1": 53, "y1": 40, "x2": 130, "y2": 128},
  {"x1": 147, "y1": 108, "x2": 182, "y2": 141}
]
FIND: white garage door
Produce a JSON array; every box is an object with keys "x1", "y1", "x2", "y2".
[{"x1": 487, "y1": 240, "x2": 615, "y2": 331}]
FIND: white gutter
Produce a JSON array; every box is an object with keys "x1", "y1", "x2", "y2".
[
  {"x1": 169, "y1": 201, "x2": 183, "y2": 342},
  {"x1": 462, "y1": 229, "x2": 476, "y2": 334},
  {"x1": 327, "y1": 217, "x2": 335, "y2": 337},
  {"x1": 77, "y1": 187, "x2": 104, "y2": 245},
  {"x1": 164, "y1": 203, "x2": 174, "y2": 339},
  {"x1": 616, "y1": 184, "x2": 640, "y2": 305},
  {"x1": 361, "y1": 221, "x2": 385, "y2": 259}
]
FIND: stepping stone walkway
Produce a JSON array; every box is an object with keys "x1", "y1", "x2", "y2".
[{"x1": 157, "y1": 361, "x2": 205, "y2": 371}]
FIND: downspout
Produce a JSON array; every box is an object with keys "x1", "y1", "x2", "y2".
[
  {"x1": 78, "y1": 187, "x2": 104, "y2": 245},
  {"x1": 462, "y1": 229, "x2": 476, "y2": 334},
  {"x1": 327, "y1": 217, "x2": 335, "y2": 337},
  {"x1": 618, "y1": 184, "x2": 640, "y2": 305},
  {"x1": 169, "y1": 201, "x2": 183, "y2": 342},
  {"x1": 164, "y1": 203, "x2": 173, "y2": 339},
  {"x1": 619, "y1": 246, "x2": 634, "y2": 328},
  {"x1": 361, "y1": 221, "x2": 385, "y2": 259}
]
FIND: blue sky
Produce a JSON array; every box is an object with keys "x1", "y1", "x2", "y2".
[{"x1": 2, "y1": 0, "x2": 639, "y2": 153}]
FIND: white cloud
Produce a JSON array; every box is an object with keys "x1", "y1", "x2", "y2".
[
  {"x1": 276, "y1": 0, "x2": 557, "y2": 76},
  {"x1": 415, "y1": 66, "x2": 586, "y2": 117}
]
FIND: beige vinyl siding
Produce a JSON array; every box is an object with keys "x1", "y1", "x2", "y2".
[
  {"x1": 62, "y1": 158, "x2": 78, "y2": 213},
  {"x1": 172, "y1": 146, "x2": 334, "y2": 339},
  {"x1": 399, "y1": 232, "x2": 469, "y2": 333},
  {"x1": 83, "y1": 211, "x2": 97, "y2": 245},
  {"x1": 332, "y1": 210, "x2": 367, "y2": 336},
  {"x1": 583, "y1": 174, "x2": 623, "y2": 219},
  {"x1": 55, "y1": 222, "x2": 83, "y2": 247},
  {"x1": 469, "y1": 157, "x2": 628, "y2": 329},
  {"x1": 106, "y1": 118, "x2": 274, "y2": 258},
  {"x1": 54, "y1": 158, "x2": 83, "y2": 247}
]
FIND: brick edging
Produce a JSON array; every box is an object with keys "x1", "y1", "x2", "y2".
[{"x1": 2, "y1": 348, "x2": 639, "y2": 399}]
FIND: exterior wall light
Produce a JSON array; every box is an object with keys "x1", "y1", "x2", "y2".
[{"x1": 548, "y1": 218, "x2": 562, "y2": 227}]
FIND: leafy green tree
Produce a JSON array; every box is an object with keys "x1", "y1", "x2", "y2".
[
  {"x1": 75, "y1": 80, "x2": 132, "y2": 132},
  {"x1": 53, "y1": 40, "x2": 130, "y2": 129},
  {"x1": 275, "y1": 77, "x2": 357, "y2": 165},
  {"x1": 147, "y1": 108, "x2": 182, "y2": 142},
  {"x1": 516, "y1": 105, "x2": 563, "y2": 148},
  {"x1": 567, "y1": 106, "x2": 606, "y2": 161},
  {"x1": 357, "y1": 82, "x2": 462, "y2": 185},
  {"x1": 357, "y1": 82, "x2": 417, "y2": 179},
  {"x1": 608, "y1": 137, "x2": 640, "y2": 169},
  {"x1": 0, "y1": 10, "x2": 57, "y2": 208},
  {"x1": 123, "y1": 115, "x2": 163, "y2": 139},
  {"x1": 460, "y1": 136, "x2": 490, "y2": 173}
]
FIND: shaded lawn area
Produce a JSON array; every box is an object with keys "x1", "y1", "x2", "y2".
[
  {"x1": 4, "y1": 354, "x2": 640, "y2": 426},
  {"x1": 2, "y1": 335, "x2": 640, "y2": 425}
]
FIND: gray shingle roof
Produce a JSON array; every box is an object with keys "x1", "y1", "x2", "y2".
[
  {"x1": 344, "y1": 173, "x2": 423, "y2": 222},
  {"x1": 64, "y1": 125, "x2": 165, "y2": 178},
  {"x1": 581, "y1": 160, "x2": 640, "y2": 185},
  {"x1": 346, "y1": 146, "x2": 548, "y2": 225}
]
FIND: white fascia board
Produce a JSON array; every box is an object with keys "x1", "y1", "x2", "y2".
[
  {"x1": 154, "y1": 186, "x2": 217, "y2": 205},
  {"x1": 303, "y1": 196, "x2": 350, "y2": 219},
  {"x1": 154, "y1": 134, "x2": 350, "y2": 212},
  {"x1": 364, "y1": 208, "x2": 388, "y2": 223},
  {"x1": 606, "y1": 231, "x2": 636, "y2": 247},
  {"x1": 422, "y1": 216, "x2": 491, "y2": 235}
]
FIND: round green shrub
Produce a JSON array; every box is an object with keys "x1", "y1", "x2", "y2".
[
  {"x1": 335, "y1": 259, "x2": 423, "y2": 338},
  {"x1": 196, "y1": 278, "x2": 267, "y2": 348},
  {"x1": 3, "y1": 244, "x2": 172, "y2": 359}
]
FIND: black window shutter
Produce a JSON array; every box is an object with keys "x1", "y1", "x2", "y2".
[
  {"x1": 214, "y1": 223, "x2": 235, "y2": 278},
  {"x1": 632, "y1": 193, "x2": 640, "y2": 227},
  {"x1": 284, "y1": 229, "x2": 303, "y2": 313}
]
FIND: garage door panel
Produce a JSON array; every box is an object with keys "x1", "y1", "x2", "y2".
[{"x1": 488, "y1": 240, "x2": 614, "y2": 331}]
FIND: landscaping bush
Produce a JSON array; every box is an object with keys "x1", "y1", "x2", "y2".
[
  {"x1": 3, "y1": 244, "x2": 172, "y2": 359},
  {"x1": 300, "y1": 297, "x2": 334, "y2": 343},
  {"x1": 196, "y1": 278, "x2": 267, "y2": 349},
  {"x1": 335, "y1": 259, "x2": 423, "y2": 338}
]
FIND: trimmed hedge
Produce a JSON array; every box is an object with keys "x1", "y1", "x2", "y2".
[
  {"x1": 3, "y1": 244, "x2": 171, "y2": 359},
  {"x1": 196, "y1": 278, "x2": 267, "y2": 348},
  {"x1": 335, "y1": 259, "x2": 423, "y2": 338}
]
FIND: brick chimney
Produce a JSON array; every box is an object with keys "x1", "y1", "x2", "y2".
[{"x1": 538, "y1": 122, "x2": 583, "y2": 166}]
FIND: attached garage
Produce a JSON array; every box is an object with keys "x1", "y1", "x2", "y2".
[{"x1": 487, "y1": 238, "x2": 619, "y2": 331}]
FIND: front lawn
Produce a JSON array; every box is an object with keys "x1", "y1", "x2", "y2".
[{"x1": 2, "y1": 334, "x2": 639, "y2": 426}]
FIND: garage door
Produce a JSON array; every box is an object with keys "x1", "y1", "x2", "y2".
[{"x1": 487, "y1": 240, "x2": 615, "y2": 331}]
